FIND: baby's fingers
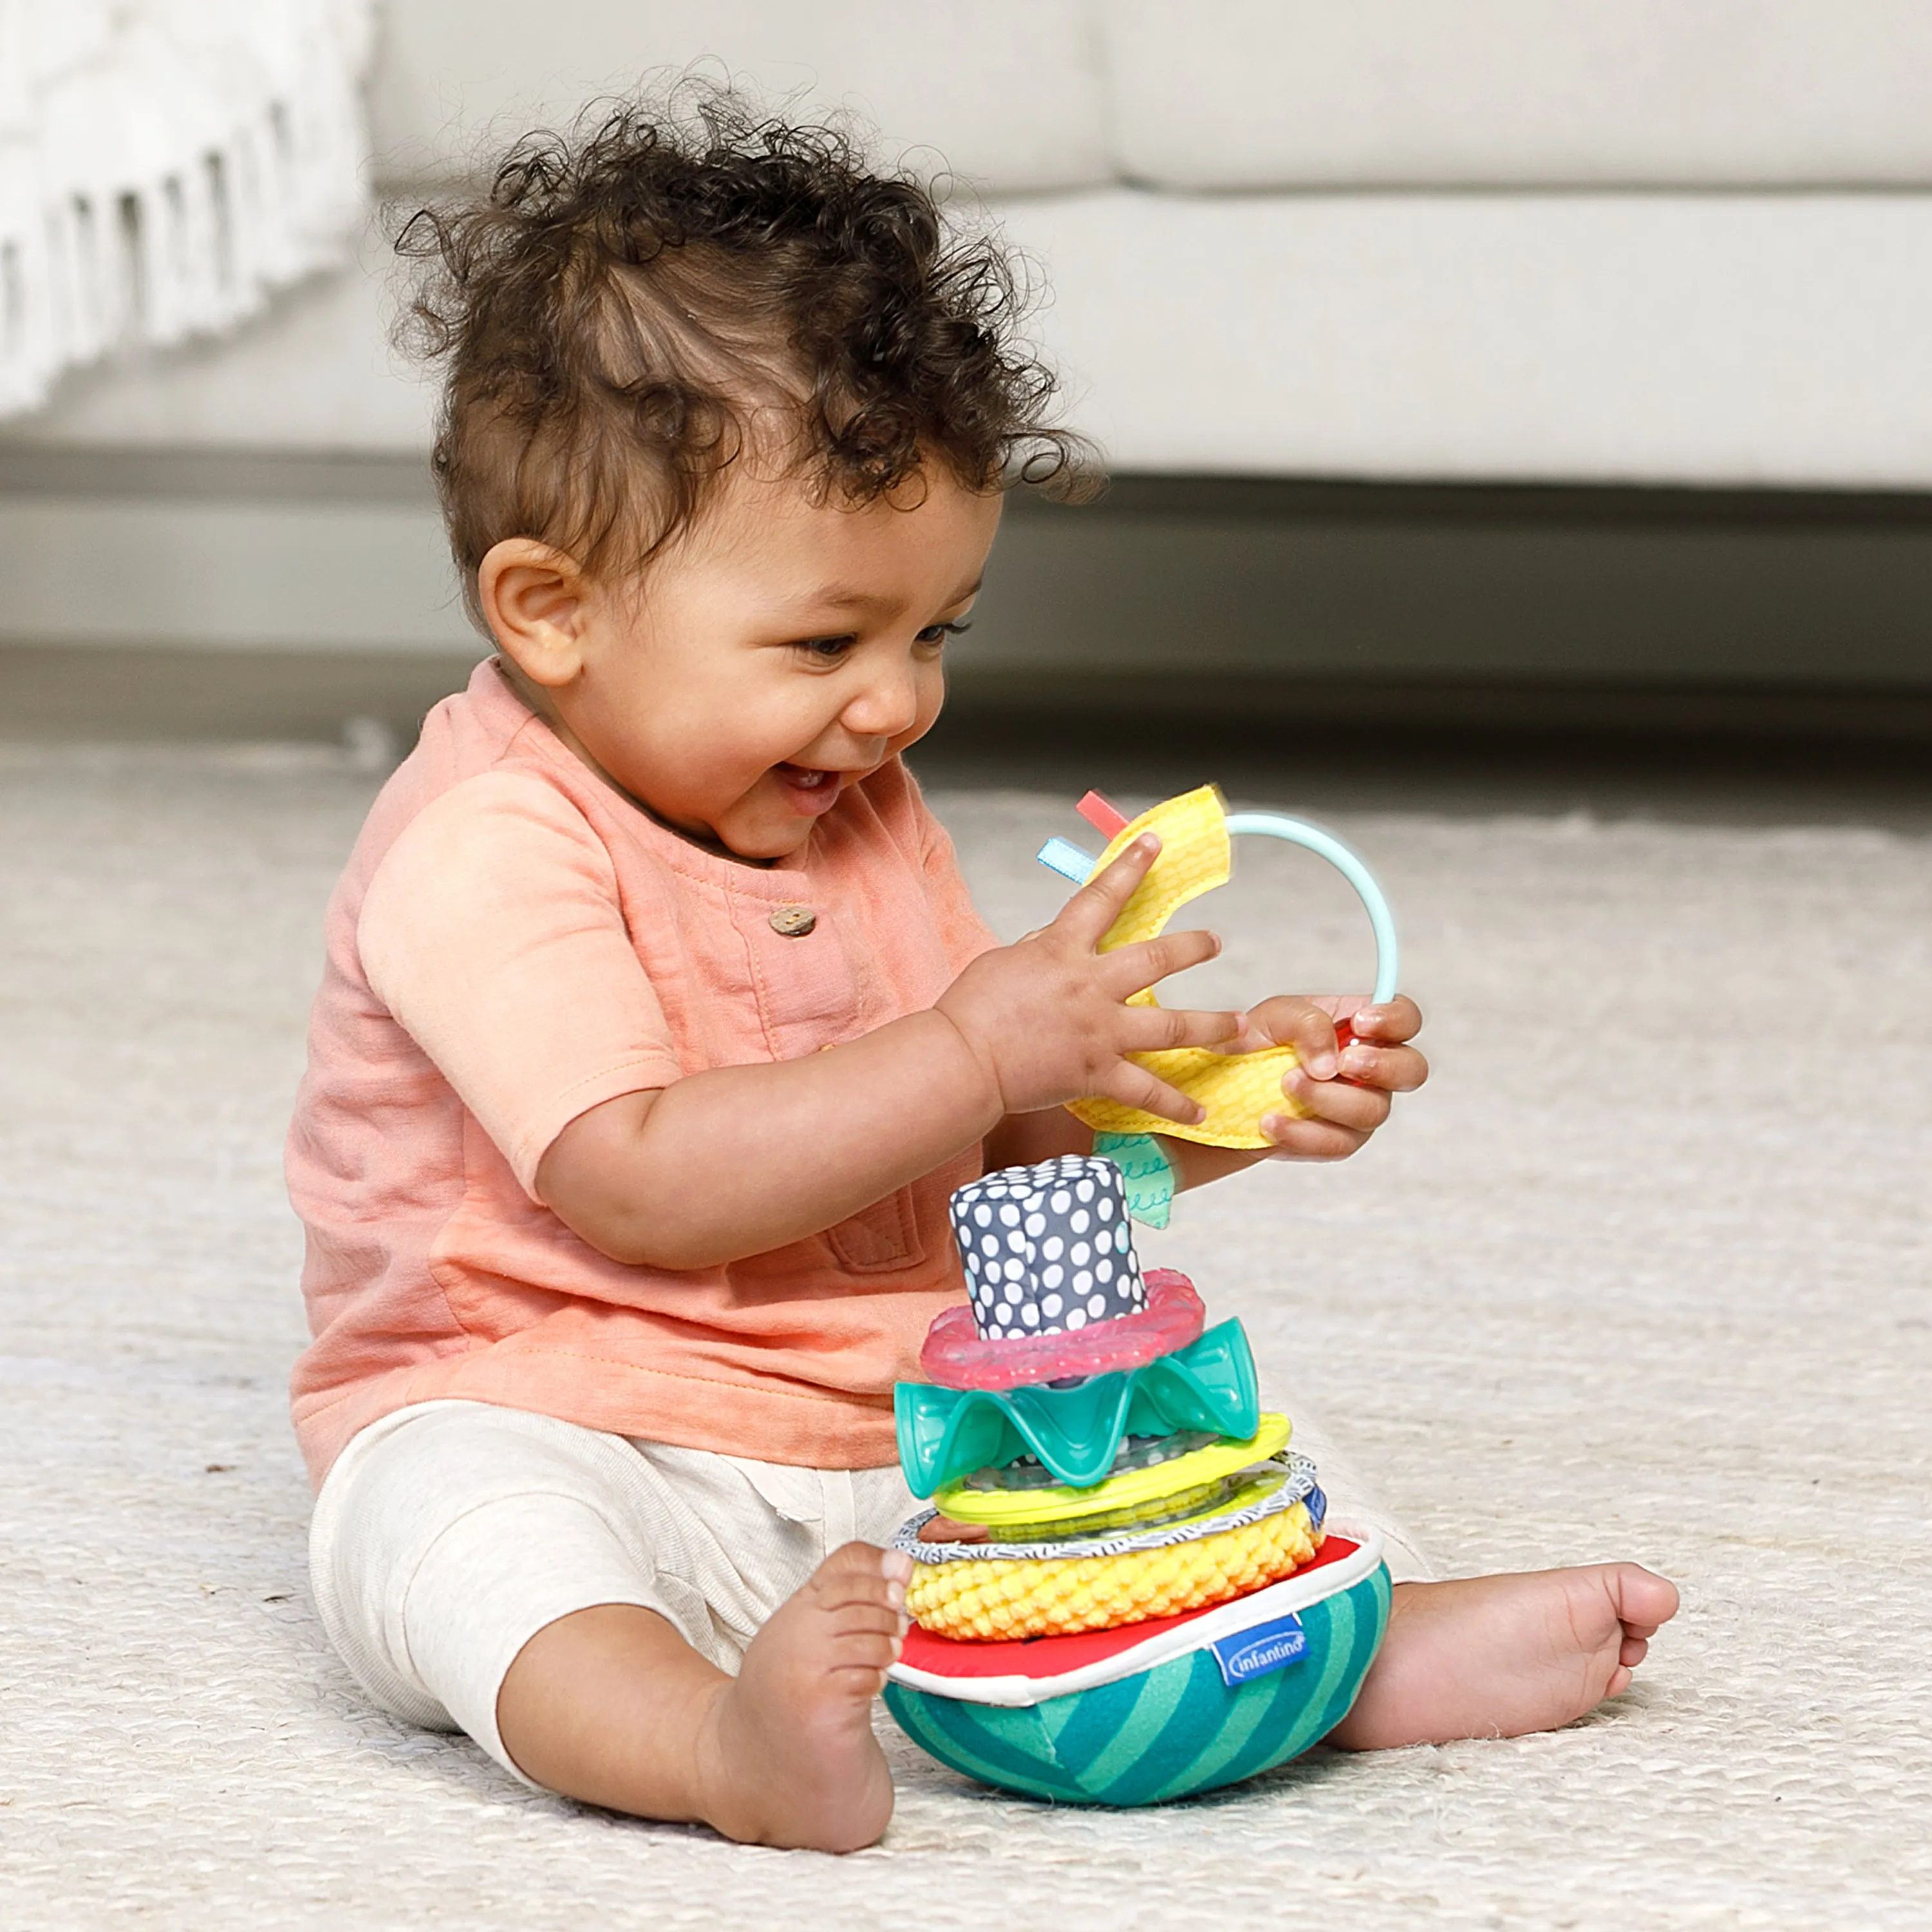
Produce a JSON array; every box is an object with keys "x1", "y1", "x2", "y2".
[
  {"x1": 1101, "y1": 926, "x2": 1221, "y2": 998},
  {"x1": 1094, "y1": 1059, "x2": 1208, "y2": 1130},
  {"x1": 1337, "y1": 1039, "x2": 1429, "y2": 1093},
  {"x1": 1258, "y1": 1113, "x2": 1373, "y2": 1162},
  {"x1": 1231, "y1": 995, "x2": 1340, "y2": 1075},
  {"x1": 1276, "y1": 1063, "x2": 1394, "y2": 1135},
  {"x1": 1119, "y1": 1003, "x2": 1242, "y2": 1055},
  {"x1": 1336, "y1": 994, "x2": 1424, "y2": 1045},
  {"x1": 1054, "y1": 835, "x2": 1161, "y2": 946}
]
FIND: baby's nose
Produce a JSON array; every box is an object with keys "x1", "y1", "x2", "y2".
[{"x1": 841, "y1": 673, "x2": 920, "y2": 739}]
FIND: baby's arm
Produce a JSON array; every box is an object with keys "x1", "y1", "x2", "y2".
[{"x1": 537, "y1": 835, "x2": 1239, "y2": 1269}]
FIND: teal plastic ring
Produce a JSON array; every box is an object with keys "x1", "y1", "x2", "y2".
[{"x1": 1222, "y1": 813, "x2": 1399, "y2": 1009}]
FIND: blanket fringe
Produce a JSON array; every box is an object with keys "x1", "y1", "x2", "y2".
[{"x1": 0, "y1": 0, "x2": 375, "y2": 417}]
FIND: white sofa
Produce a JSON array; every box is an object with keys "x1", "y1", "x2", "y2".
[
  {"x1": 5, "y1": 1, "x2": 1931, "y2": 697},
  {"x1": 13, "y1": 0, "x2": 1932, "y2": 486}
]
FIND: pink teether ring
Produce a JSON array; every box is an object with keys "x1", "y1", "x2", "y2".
[{"x1": 920, "y1": 1270, "x2": 1206, "y2": 1393}]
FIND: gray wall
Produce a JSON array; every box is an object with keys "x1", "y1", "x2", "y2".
[{"x1": 3, "y1": 451, "x2": 1929, "y2": 742}]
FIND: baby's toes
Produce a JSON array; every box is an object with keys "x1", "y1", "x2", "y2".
[
  {"x1": 1619, "y1": 1633, "x2": 1650, "y2": 1669},
  {"x1": 1607, "y1": 1562, "x2": 1680, "y2": 1637},
  {"x1": 832, "y1": 1595, "x2": 909, "y2": 1653},
  {"x1": 833, "y1": 1618, "x2": 907, "y2": 1692},
  {"x1": 808, "y1": 1541, "x2": 909, "y2": 1615}
]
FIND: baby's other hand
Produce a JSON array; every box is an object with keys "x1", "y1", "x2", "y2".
[
  {"x1": 1234, "y1": 994, "x2": 1427, "y2": 1161},
  {"x1": 935, "y1": 834, "x2": 1241, "y2": 1125}
]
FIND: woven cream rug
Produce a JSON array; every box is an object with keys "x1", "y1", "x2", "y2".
[{"x1": 1, "y1": 745, "x2": 1927, "y2": 1929}]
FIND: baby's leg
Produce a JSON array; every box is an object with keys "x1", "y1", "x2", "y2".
[
  {"x1": 1281, "y1": 1398, "x2": 1680, "y2": 1747},
  {"x1": 309, "y1": 1402, "x2": 913, "y2": 1852},
  {"x1": 497, "y1": 1542, "x2": 910, "y2": 1850},
  {"x1": 1332, "y1": 1565, "x2": 1680, "y2": 1748}
]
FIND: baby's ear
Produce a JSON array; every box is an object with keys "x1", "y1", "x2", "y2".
[{"x1": 478, "y1": 539, "x2": 589, "y2": 687}]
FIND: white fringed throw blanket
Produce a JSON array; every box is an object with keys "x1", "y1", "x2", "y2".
[{"x1": 0, "y1": 0, "x2": 373, "y2": 416}]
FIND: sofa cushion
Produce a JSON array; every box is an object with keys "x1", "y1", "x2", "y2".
[
  {"x1": 1105, "y1": 1, "x2": 1932, "y2": 187},
  {"x1": 366, "y1": 0, "x2": 1112, "y2": 194},
  {"x1": 19, "y1": 189, "x2": 1932, "y2": 489},
  {"x1": 995, "y1": 189, "x2": 1932, "y2": 486}
]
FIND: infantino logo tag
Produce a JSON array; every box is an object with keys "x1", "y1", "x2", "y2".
[{"x1": 1210, "y1": 1612, "x2": 1308, "y2": 1686}]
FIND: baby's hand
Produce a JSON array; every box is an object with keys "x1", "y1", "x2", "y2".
[
  {"x1": 1233, "y1": 994, "x2": 1428, "y2": 1160},
  {"x1": 936, "y1": 834, "x2": 1241, "y2": 1124}
]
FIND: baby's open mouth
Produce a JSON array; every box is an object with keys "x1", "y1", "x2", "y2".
[{"x1": 774, "y1": 763, "x2": 845, "y2": 815}]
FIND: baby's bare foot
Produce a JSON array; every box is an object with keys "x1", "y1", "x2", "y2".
[
  {"x1": 696, "y1": 1542, "x2": 911, "y2": 1852},
  {"x1": 1330, "y1": 1562, "x2": 1680, "y2": 1750}
]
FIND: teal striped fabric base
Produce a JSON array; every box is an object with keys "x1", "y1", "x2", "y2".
[{"x1": 884, "y1": 1562, "x2": 1390, "y2": 1807}]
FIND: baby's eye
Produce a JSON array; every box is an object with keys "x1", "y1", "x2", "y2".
[
  {"x1": 793, "y1": 635, "x2": 857, "y2": 665},
  {"x1": 916, "y1": 620, "x2": 973, "y2": 648}
]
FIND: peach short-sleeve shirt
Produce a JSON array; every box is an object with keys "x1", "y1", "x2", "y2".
[{"x1": 285, "y1": 661, "x2": 996, "y2": 1488}]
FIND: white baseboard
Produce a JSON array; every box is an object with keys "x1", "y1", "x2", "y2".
[{"x1": 5, "y1": 454, "x2": 1932, "y2": 688}]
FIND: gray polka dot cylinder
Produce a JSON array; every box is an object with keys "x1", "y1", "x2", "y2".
[{"x1": 949, "y1": 1155, "x2": 1146, "y2": 1340}]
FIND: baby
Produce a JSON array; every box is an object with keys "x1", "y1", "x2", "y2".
[{"x1": 289, "y1": 98, "x2": 1678, "y2": 1852}]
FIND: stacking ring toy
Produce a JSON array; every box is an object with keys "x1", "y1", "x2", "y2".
[
  {"x1": 1037, "y1": 786, "x2": 1399, "y2": 1149},
  {"x1": 888, "y1": 1088, "x2": 1392, "y2": 1800}
]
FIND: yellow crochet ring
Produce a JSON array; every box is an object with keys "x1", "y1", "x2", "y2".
[
  {"x1": 1063, "y1": 784, "x2": 1398, "y2": 1150},
  {"x1": 931, "y1": 1415, "x2": 1293, "y2": 1531},
  {"x1": 907, "y1": 1500, "x2": 1324, "y2": 1641}
]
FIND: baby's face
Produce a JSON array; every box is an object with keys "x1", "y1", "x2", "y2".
[{"x1": 527, "y1": 463, "x2": 999, "y2": 861}]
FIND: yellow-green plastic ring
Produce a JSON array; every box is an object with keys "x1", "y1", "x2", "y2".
[{"x1": 931, "y1": 1414, "x2": 1293, "y2": 1530}]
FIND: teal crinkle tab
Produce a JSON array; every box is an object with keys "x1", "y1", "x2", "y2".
[
  {"x1": 893, "y1": 1318, "x2": 1260, "y2": 1497},
  {"x1": 1092, "y1": 1132, "x2": 1175, "y2": 1229}
]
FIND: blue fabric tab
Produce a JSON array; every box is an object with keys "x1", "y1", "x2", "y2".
[
  {"x1": 1210, "y1": 1612, "x2": 1309, "y2": 1686},
  {"x1": 1037, "y1": 837, "x2": 1098, "y2": 883}
]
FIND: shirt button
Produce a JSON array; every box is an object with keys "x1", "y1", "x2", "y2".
[{"x1": 769, "y1": 904, "x2": 817, "y2": 937}]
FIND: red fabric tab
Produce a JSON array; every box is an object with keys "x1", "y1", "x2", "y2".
[
  {"x1": 1075, "y1": 791, "x2": 1131, "y2": 840},
  {"x1": 900, "y1": 1537, "x2": 1359, "y2": 1681}
]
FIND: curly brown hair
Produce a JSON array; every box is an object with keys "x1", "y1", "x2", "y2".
[{"x1": 396, "y1": 89, "x2": 1088, "y2": 627}]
